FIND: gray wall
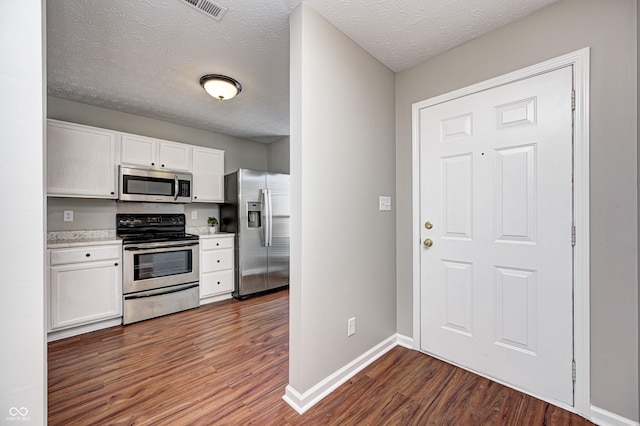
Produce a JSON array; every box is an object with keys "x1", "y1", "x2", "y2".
[
  {"x1": 48, "y1": 96, "x2": 268, "y2": 174},
  {"x1": 268, "y1": 136, "x2": 290, "y2": 174},
  {"x1": 395, "y1": 0, "x2": 638, "y2": 420},
  {"x1": 0, "y1": 0, "x2": 46, "y2": 423},
  {"x1": 289, "y1": 3, "x2": 396, "y2": 394},
  {"x1": 47, "y1": 96, "x2": 270, "y2": 230}
]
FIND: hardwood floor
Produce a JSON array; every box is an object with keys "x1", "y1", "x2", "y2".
[{"x1": 48, "y1": 290, "x2": 593, "y2": 425}]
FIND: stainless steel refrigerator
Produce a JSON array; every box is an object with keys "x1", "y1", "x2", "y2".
[{"x1": 220, "y1": 169, "x2": 290, "y2": 299}]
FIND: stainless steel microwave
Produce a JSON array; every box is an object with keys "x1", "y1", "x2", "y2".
[{"x1": 119, "y1": 166, "x2": 192, "y2": 203}]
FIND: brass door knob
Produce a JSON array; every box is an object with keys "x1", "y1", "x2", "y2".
[
  {"x1": 425, "y1": 221, "x2": 433, "y2": 230},
  {"x1": 423, "y1": 238, "x2": 433, "y2": 247}
]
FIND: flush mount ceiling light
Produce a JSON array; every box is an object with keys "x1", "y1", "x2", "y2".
[{"x1": 199, "y1": 74, "x2": 242, "y2": 101}]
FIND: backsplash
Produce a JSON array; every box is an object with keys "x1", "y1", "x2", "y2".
[{"x1": 48, "y1": 198, "x2": 220, "y2": 231}]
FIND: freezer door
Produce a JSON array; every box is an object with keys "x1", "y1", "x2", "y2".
[
  {"x1": 237, "y1": 169, "x2": 268, "y2": 297},
  {"x1": 266, "y1": 172, "x2": 290, "y2": 290}
]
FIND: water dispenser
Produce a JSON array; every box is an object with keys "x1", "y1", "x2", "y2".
[{"x1": 247, "y1": 202, "x2": 262, "y2": 228}]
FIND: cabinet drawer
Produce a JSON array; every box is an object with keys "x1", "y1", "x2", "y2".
[
  {"x1": 50, "y1": 245, "x2": 121, "y2": 266},
  {"x1": 201, "y1": 248, "x2": 233, "y2": 272},
  {"x1": 201, "y1": 270, "x2": 234, "y2": 297},
  {"x1": 201, "y1": 237, "x2": 233, "y2": 250}
]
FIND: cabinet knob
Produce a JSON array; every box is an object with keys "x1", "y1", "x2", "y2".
[
  {"x1": 85, "y1": 253, "x2": 91, "y2": 257},
  {"x1": 217, "y1": 281, "x2": 221, "y2": 285},
  {"x1": 194, "y1": 196, "x2": 197, "y2": 199},
  {"x1": 161, "y1": 164, "x2": 165, "y2": 168},
  {"x1": 110, "y1": 191, "x2": 115, "y2": 195},
  {"x1": 217, "y1": 260, "x2": 220, "y2": 263},
  {"x1": 114, "y1": 262, "x2": 118, "y2": 266},
  {"x1": 151, "y1": 162, "x2": 155, "y2": 166}
]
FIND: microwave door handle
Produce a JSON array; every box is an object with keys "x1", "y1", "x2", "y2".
[{"x1": 174, "y1": 175, "x2": 179, "y2": 201}]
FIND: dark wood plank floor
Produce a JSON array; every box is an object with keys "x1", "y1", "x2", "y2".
[{"x1": 48, "y1": 289, "x2": 593, "y2": 425}]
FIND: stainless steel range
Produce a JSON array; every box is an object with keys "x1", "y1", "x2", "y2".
[{"x1": 117, "y1": 213, "x2": 199, "y2": 324}]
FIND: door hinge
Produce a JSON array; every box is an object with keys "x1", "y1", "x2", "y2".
[
  {"x1": 571, "y1": 89, "x2": 576, "y2": 110},
  {"x1": 571, "y1": 225, "x2": 576, "y2": 246},
  {"x1": 572, "y1": 360, "x2": 576, "y2": 382}
]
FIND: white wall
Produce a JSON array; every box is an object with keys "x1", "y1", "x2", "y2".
[
  {"x1": 395, "y1": 0, "x2": 638, "y2": 421},
  {"x1": 289, "y1": 3, "x2": 396, "y2": 395},
  {"x1": 0, "y1": 0, "x2": 46, "y2": 423}
]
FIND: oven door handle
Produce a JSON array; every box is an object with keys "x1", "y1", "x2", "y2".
[
  {"x1": 124, "y1": 282, "x2": 199, "y2": 299},
  {"x1": 124, "y1": 242, "x2": 199, "y2": 251}
]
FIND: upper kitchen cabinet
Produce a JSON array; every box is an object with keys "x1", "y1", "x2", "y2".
[
  {"x1": 47, "y1": 119, "x2": 118, "y2": 199},
  {"x1": 192, "y1": 147, "x2": 225, "y2": 203},
  {"x1": 120, "y1": 133, "x2": 192, "y2": 171}
]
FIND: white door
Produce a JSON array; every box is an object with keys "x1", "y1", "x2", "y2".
[{"x1": 419, "y1": 66, "x2": 574, "y2": 405}]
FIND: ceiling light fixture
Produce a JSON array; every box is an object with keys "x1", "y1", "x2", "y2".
[{"x1": 199, "y1": 74, "x2": 242, "y2": 101}]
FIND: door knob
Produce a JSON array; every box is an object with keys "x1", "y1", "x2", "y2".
[
  {"x1": 425, "y1": 221, "x2": 433, "y2": 230},
  {"x1": 423, "y1": 238, "x2": 433, "y2": 247}
]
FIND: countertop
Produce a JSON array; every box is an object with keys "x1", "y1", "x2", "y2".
[
  {"x1": 47, "y1": 228, "x2": 234, "y2": 248},
  {"x1": 186, "y1": 227, "x2": 235, "y2": 238},
  {"x1": 47, "y1": 230, "x2": 121, "y2": 249}
]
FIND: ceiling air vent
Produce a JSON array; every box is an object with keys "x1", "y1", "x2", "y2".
[{"x1": 181, "y1": 0, "x2": 227, "y2": 21}]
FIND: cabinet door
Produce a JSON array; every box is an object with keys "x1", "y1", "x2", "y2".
[
  {"x1": 47, "y1": 120, "x2": 118, "y2": 198},
  {"x1": 120, "y1": 133, "x2": 157, "y2": 167},
  {"x1": 192, "y1": 147, "x2": 224, "y2": 202},
  {"x1": 201, "y1": 270, "x2": 234, "y2": 297},
  {"x1": 49, "y1": 260, "x2": 122, "y2": 330},
  {"x1": 159, "y1": 140, "x2": 192, "y2": 171}
]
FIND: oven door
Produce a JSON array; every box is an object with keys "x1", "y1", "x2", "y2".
[{"x1": 123, "y1": 240, "x2": 199, "y2": 294}]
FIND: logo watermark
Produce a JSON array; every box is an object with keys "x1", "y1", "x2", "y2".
[{"x1": 6, "y1": 407, "x2": 31, "y2": 422}]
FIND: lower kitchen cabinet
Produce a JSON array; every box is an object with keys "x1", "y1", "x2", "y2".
[
  {"x1": 199, "y1": 234, "x2": 234, "y2": 305},
  {"x1": 48, "y1": 244, "x2": 122, "y2": 341}
]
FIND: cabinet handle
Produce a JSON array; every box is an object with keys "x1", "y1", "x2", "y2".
[
  {"x1": 194, "y1": 196, "x2": 197, "y2": 199},
  {"x1": 114, "y1": 262, "x2": 119, "y2": 266},
  {"x1": 111, "y1": 191, "x2": 115, "y2": 195},
  {"x1": 217, "y1": 260, "x2": 220, "y2": 263},
  {"x1": 217, "y1": 281, "x2": 220, "y2": 285},
  {"x1": 85, "y1": 253, "x2": 91, "y2": 257},
  {"x1": 161, "y1": 164, "x2": 165, "y2": 168},
  {"x1": 151, "y1": 162, "x2": 155, "y2": 166}
]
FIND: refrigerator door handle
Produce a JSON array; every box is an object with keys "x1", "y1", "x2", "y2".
[
  {"x1": 261, "y1": 188, "x2": 271, "y2": 247},
  {"x1": 266, "y1": 188, "x2": 273, "y2": 247}
]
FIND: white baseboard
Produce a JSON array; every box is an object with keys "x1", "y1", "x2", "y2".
[
  {"x1": 396, "y1": 333, "x2": 413, "y2": 349},
  {"x1": 591, "y1": 406, "x2": 639, "y2": 426},
  {"x1": 283, "y1": 334, "x2": 408, "y2": 414}
]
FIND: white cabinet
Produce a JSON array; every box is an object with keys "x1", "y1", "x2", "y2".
[
  {"x1": 47, "y1": 119, "x2": 118, "y2": 198},
  {"x1": 192, "y1": 147, "x2": 225, "y2": 203},
  {"x1": 199, "y1": 235, "x2": 234, "y2": 304},
  {"x1": 48, "y1": 244, "x2": 122, "y2": 335},
  {"x1": 120, "y1": 133, "x2": 192, "y2": 171}
]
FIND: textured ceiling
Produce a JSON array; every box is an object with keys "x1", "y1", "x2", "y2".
[{"x1": 47, "y1": 0, "x2": 560, "y2": 143}]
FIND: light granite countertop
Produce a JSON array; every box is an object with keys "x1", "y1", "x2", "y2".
[
  {"x1": 186, "y1": 227, "x2": 235, "y2": 238},
  {"x1": 47, "y1": 230, "x2": 121, "y2": 249}
]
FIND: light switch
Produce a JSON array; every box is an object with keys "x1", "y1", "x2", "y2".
[
  {"x1": 379, "y1": 196, "x2": 392, "y2": 212},
  {"x1": 63, "y1": 211, "x2": 73, "y2": 222}
]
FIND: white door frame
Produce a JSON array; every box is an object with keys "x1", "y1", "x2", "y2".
[{"x1": 410, "y1": 48, "x2": 590, "y2": 416}]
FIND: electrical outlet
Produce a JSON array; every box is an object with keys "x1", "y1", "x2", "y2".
[
  {"x1": 63, "y1": 211, "x2": 73, "y2": 222},
  {"x1": 379, "y1": 196, "x2": 392, "y2": 211},
  {"x1": 348, "y1": 317, "x2": 356, "y2": 337},
  {"x1": 191, "y1": 210, "x2": 197, "y2": 220}
]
